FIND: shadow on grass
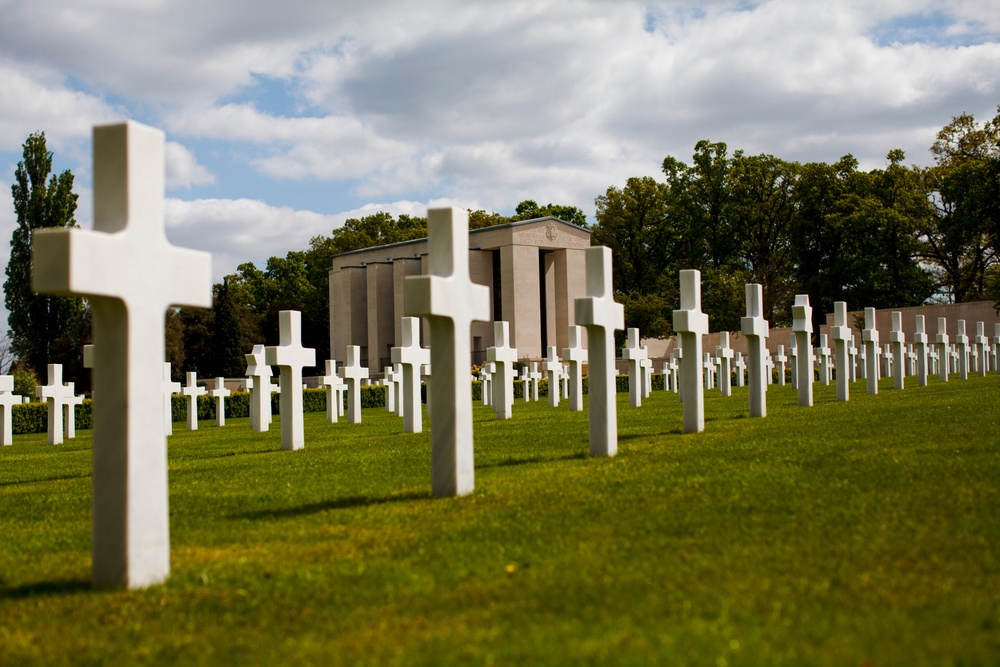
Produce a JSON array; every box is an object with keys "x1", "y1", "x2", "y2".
[
  {"x1": 479, "y1": 452, "x2": 587, "y2": 469},
  {"x1": 0, "y1": 578, "x2": 91, "y2": 599},
  {"x1": 235, "y1": 490, "x2": 430, "y2": 520},
  {"x1": 0, "y1": 472, "x2": 91, "y2": 487}
]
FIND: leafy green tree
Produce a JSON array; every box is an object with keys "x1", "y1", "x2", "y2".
[
  {"x1": 4, "y1": 132, "x2": 87, "y2": 381},
  {"x1": 511, "y1": 200, "x2": 589, "y2": 228}
]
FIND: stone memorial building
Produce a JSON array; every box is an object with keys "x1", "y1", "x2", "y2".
[{"x1": 328, "y1": 216, "x2": 591, "y2": 374}]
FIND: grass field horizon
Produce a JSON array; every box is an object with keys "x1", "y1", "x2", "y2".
[{"x1": 2, "y1": 374, "x2": 999, "y2": 665}]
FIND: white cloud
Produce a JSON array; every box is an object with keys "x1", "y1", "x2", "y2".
[
  {"x1": 163, "y1": 197, "x2": 436, "y2": 282},
  {"x1": 164, "y1": 141, "x2": 216, "y2": 190}
]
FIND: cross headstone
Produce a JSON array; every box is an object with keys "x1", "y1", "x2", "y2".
[
  {"x1": 955, "y1": 320, "x2": 970, "y2": 380},
  {"x1": 863, "y1": 308, "x2": 881, "y2": 394},
  {"x1": 543, "y1": 347, "x2": 562, "y2": 408},
  {"x1": 671, "y1": 348, "x2": 682, "y2": 400},
  {"x1": 715, "y1": 332, "x2": 734, "y2": 398},
  {"x1": 816, "y1": 334, "x2": 832, "y2": 387},
  {"x1": 320, "y1": 360, "x2": 346, "y2": 424},
  {"x1": 0, "y1": 375, "x2": 21, "y2": 446},
  {"x1": 35, "y1": 364, "x2": 70, "y2": 445},
  {"x1": 266, "y1": 310, "x2": 316, "y2": 451},
  {"x1": 975, "y1": 321, "x2": 988, "y2": 377},
  {"x1": 733, "y1": 352, "x2": 746, "y2": 388},
  {"x1": 774, "y1": 345, "x2": 787, "y2": 386},
  {"x1": 404, "y1": 207, "x2": 490, "y2": 497},
  {"x1": 913, "y1": 316, "x2": 929, "y2": 387},
  {"x1": 245, "y1": 345, "x2": 274, "y2": 432},
  {"x1": 740, "y1": 283, "x2": 769, "y2": 416},
  {"x1": 574, "y1": 246, "x2": 626, "y2": 455},
  {"x1": 993, "y1": 324, "x2": 1000, "y2": 374},
  {"x1": 162, "y1": 363, "x2": 181, "y2": 437},
  {"x1": 181, "y1": 372, "x2": 206, "y2": 430},
  {"x1": 848, "y1": 335, "x2": 858, "y2": 383},
  {"x1": 62, "y1": 382, "x2": 84, "y2": 440},
  {"x1": 562, "y1": 325, "x2": 587, "y2": 412},
  {"x1": 383, "y1": 367, "x2": 397, "y2": 413},
  {"x1": 622, "y1": 328, "x2": 647, "y2": 407},
  {"x1": 31, "y1": 121, "x2": 212, "y2": 588},
  {"x1": 788, "y1": 338, "x2": 798, "y2": 389},
  {"x1": 640, "y1": 353, "x2": 653, "y2": 399},
  {"x1": 703, "y1": 353, "x2": 715, "y2": 391},
  {"x1": 673, "y1": 270, "x2": 710, "y2": 432},
  {"x1": 764, "y1": 352, "x2": 774, "y2": 386},
  {"x1": 883, "y1": 343, "x2": 893, "y2": 380},
  {"x1": 486, "y1": 321, "x2": 518, "y2": 419},
  {"x1": 889, "y1": 311, "x2": 905, "y2": 390},
  {"x1": 209, "y1": 377, "x2": 230, "y2": 426},
  {"x1": 561, "y1": 363, "x2": 571, "y2": 399},
  {"x1": 392, "y1": 316, "x2": 431, "y2": 432},
  {"x1": 791, "y1": 294, "x2": 814, "y2": 407},
  {"x1": 829, "y1": 302, "x2": 851, "y2": 402},
  {"x1": 527, "y1": 362, "x2": 542, "y2": 401},
  {"x1": 339, "y1": 345, "x2": 370, "y2": 425}
]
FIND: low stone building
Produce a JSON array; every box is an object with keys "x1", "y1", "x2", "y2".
[{"x1": 328, "y1": 216, "x2": 592, "y2": 375}]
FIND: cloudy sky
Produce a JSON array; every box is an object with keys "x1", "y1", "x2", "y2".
[{"x1": 0, "y1": 0, "x2": 998, "y2": 287}]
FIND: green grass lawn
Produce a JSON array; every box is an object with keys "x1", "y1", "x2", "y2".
[{"x1": 2, "y1": 374, "x2": 999, "y2": 666}]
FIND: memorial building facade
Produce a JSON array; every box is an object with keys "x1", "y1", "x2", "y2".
[{"x1": 329, "y1": 216, "x2": 592, "y2": 375}]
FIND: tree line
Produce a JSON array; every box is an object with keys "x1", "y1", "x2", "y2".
[
  {"x1": 6, "y1": 108, "x2": 997, "y2": 388},
  {"x1": 594, "y1": 107, "x2": 1000, "y2": 336}
]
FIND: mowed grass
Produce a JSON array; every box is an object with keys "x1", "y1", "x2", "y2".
[{"x1": 1, "y1": 373, "x2": 999, "y2": 666}]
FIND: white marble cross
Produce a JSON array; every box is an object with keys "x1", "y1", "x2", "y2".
[
  {"x1": 266, "y1": 310, "x2": 316, "y2": 451},
  {"x1": 0, "y1": 375, "x2": 20, "y2": 446},
  {"x1": 816, "y1": 334, "x2": 832, "y2": 386},
  {"x1": 913, "y1": 316, "x2": 929, "y2": 386},
  {"x1": 670, "y1": 348, "x2": 682, "y2": 399},
  {"x1": 788, "y1": 338, "x2": 798, "y2": 389},
  {"x1": 63, "y1": 383, "x2": 84, "y2": 440},
  {"x1": 623, "y1": 328, "x2": 647, "y2": 407},
  {"x1": 574, "y1": 246, "x2": 625, "y2": 455},
  {"x1": 245, "y1": 345, "x2": 274, "y2": 432},
  {"x1": 209, "y1": 377, "x2": 230, "y2": 427},
  {"x1": 31, "y1": 121, "x2": 212, "y2": 588},
  {"x1": 703, "y1": 353, "x2": 715, "y2": 391},
  {"x1": 36, "y1": 364, "x2": 70, "y2": 445},
  {"x1": 791, "y1": 294, "x2": 814, "y2": 407},
  {"x1": 404, "y1": 207, "x2": 490, "y2": 497},
  {"x1": 640, "y1": 352, "x2": 653, "y2": 399},
  {"x1": 392, "y1": 363, "x2": 405, "y2": 417},
  {"x1": 562, "y1": 325, "x2": 587, "y2": 412},
  {"x1": 392, "y1": 316, "x2": 430, "y2": 432},
  {"x1": 883, "y1": 343, "x2": 894, "y2": 380},
  {"x1": 740, "y1": 284, "x2": 769, "y2": 416},
  {"x1": 181, "y1": 372, "x2": 206, "y2": 430},
  {"x1": 889, "y1": 311, "x2": 905, "y2": 390},
  {"x1": 764, "y1": 353, "x2": 774, "y2": 386},
  {"x1": 162, "y1": 363, "x2": 181, "y2": 436},
  {"x1": 715, "y1": 332, "x2": 734, "y2": 398},
  {"x1": 486, "y1": 321, "x2": 517, "y2": 420},
  {"x1": 527, "y1": 362, "x2": 542, "y2": 401},
  {"x1": 975, "y1": 321, "x2": 988, "y2": 377},
  {"x1": 848, "y1": 335, "x2": 858, "y2": 383},
  {"x1": 955, "y1": 320, "x2": 970, "y2": 380},
  {"x1": 673, "y1": 270, "x2": 709, "y2": 432},
  {"x1": 543, "y1": 346, "x2": 562, "y2": 408},
  {"x1": 339, "y1": 345, "x2": 370, "y2": 425},
  {"x1": 479, "y1": 363, "x2": 493, "y2": 407},
  {"x1": 774, "y1": 345, "x2": 787, "y2": 386},
  {"x1": 383, "y1": 367, "x2": 398, "y2": 412},
  {"x1": 320, "y1": 360, "x2": 346, "y2": 424},
  {"x1": 829, "y1": 302, "x2": 851, "y2": 402},
  {"x1": 561, "y1": 363, "x2": 570, "y2": 400},
  {"x1": 863, "y1": 308, "x2": 881, "y2": 394},
  {"x1": 733, "y1": 352, "x2": 746, "y2": 388}
]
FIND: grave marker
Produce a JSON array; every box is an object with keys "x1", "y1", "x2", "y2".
[
  {"x1": 266, "y1": 310, "x2": 316, "y2": 451},
  {"x1": 774, "y1": 345, "x2": 787, "y2": 386},
  {"x1": 181, "y1": 372, "x2": 206, "y2": 430},
  {"x1": 320, "y1": 360, "x2": 346, "y2": 424},
  {"x1": 673, "y1": 270, "x2": 709, "y2": 432},
  {"x1": 562, "y1": 325, "x2": 587, "y2": 412},
  {"x1": 486, "y1": 321, "x2": 517, "y2": 419},
  {"x1": 574, "y1": 246, "x2": 625, "y2": 454},
  {"x1": 63, "y1": 383, "x2": 84, "y2": 440},
  {"x1": 890, "y1": 312, "x2": 905, "y2": 390},
  {"x1": 816, "y1": 334, "x2": 831, "y2": 386},
  {"x1": 623, "y1": 328, "x2": 647, "y2": 407},
  {"x1": 245, "y1": 345, "x2": 274, "y2": 432},
  {"x1": 543, "y1": 347, "x2": 562, "y2": 408},
  {"x1": 392, "y1": 317, "x2": 431, "y2": 432},
  {"x1": 36, "y1": 364, "x2": 70, "y2": 445},
  {"x1": 863, "y1": 308, "x2": 881, "y2": 394},
  {"x1": 404, "y1": 207, "x2": 490, "y2": 496},
  {"x1": 829, "y1": 301, "x2": 851, "y2": 402},
  {"x1": 715, "y1": 332, "x2": 734, "y2": 398},
  {"x1": 791, "y1": 294, "x2": 814, "y2": 407},
  {"x1": 975, "y1": 321, "x2": 988, "y2": 377},
  {"x1": 0, "y1": 375, "x2": 20, "y2": 445},
  {"x1": 339, "y1": 345, "x2": 370, "y2": 425},
  {"x1": 913, "y1": 316, "x2": 929, "y2": 387},
  {"x1": 161, "y1": 363, "x2": 181, "y2": 436},
  {"x1": 31, "y1": 121, "x2": 212, "y2": 588},
  {"x1": 955, "y1": 320, "x2": 970, "y2": 380},
  {"x1": 209, "y1": 377, "x2": 230, "y2": 426}
]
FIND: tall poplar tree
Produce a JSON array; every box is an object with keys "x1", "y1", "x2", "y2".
[{"x1": 4, "y1": 132, "x2": 87, "y2": 381}]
